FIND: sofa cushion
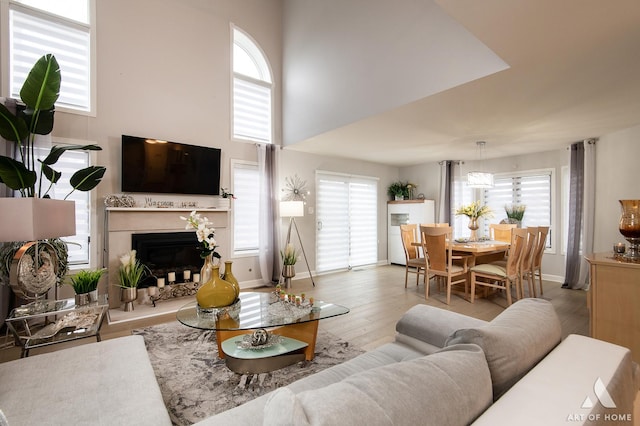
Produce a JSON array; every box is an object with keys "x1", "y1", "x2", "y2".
[
  {"x1": 445, "y1": 298, "x2": 562, "y2": 399},
  {"x1": 0, "y1": 335, "x2": 171, "y2": 426},
  {"x1": 263, "y1": 343, "x2": 493, "y2": 426}
]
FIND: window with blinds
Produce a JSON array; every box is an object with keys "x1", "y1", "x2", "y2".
[
  {"x1": 483, "y1": 170, "x2": 553, "y2": 248},
  {"x1": 316, "y1": 172, "x2": 377, "y2": 273},
  {"x1": 8, "y1": 0, "x2": 93, "y2": 113},
  {"x1": 34, "y1": 145, "x2": 91, "y2": 265},
  {"x1": 232, "y1": 162, "x2": 260, "y2": 255},
  {"x1": 232, "y1": 27, "x2": 272, "y2": 144}
]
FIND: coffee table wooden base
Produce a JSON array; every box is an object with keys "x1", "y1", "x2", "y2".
[{"x1": 216, "y1": 320, "x2": 319, "y2": 362}]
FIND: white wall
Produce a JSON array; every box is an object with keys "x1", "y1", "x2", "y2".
[
  {"x1": 51, "y1": 0, "x2": 283, "y2": 284},
  {"x1": 594, "y1": 125, "x2": 640, "y2": 252}
]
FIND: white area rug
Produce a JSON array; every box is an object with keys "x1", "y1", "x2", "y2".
[{"x1": 132, "y1": 321, "x2": 364, "y2": 425}]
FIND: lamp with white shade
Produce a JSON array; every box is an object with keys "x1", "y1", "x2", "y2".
[{"x1": 279, "y1": 200, "x2": 315, "y2": 287}]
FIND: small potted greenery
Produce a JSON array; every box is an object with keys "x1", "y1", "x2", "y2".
[
  {"x1": 68, "y1": 268, "x2": 105, "y2": 305},
  {"x1": 115, "y1": 250, "x2": 148, "y2": 311},
  {"x1": 387, "y1": 181, "x2": 406, "y2": 200},
  {"x1": 505, "y1": 204, "x2": 526, "y2": 226},
  {"x1": 280, "y1": 243, "x2": 299, "y2": 288}
]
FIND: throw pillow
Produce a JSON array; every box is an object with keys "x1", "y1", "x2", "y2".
[
  {"x1": 263, "y1": 343, "x2": 493, "y2": 426},
  {"x1": 445, "y1": 298, "x2": 562, "y2": 399}
]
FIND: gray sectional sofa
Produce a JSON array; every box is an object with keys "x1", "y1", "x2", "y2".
[{"x1": 0, "y1": 298, "x2": 637, "y2": 425}]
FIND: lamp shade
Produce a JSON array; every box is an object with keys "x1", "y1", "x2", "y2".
[
  {"x1": 0, "y1": 198, "x2": 76, "y2": 242},
  {"x1": 280, "y1": 200, "x2": 304, "y2": 218},
  {"x1": 467, "y1": 171, "x2": 494, "y2": 188}
]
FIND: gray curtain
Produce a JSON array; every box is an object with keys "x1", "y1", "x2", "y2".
[
  {"x1": 257, "y1": 144, "x2": 280, "y2": 284},
  {"x1": 563, "y1": 141, "x2": 585, "y2": 289},
  {"x1": 437, "y1": 161, "x2": 454, "y2": 224}
]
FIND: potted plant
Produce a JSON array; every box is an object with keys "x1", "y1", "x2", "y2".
[
  {"x1": 504, "y1": 204, "x2": 526, "y2": 226},
  {"x1": 280, "y1": 243, "x2": 298, "y2": 288},
  {"x1": 0, "y1": 54, "x2": 106, "y2": 298},
  {"x1": 387, "y1": 181, "x2": 406, "y2": 200},
  {"x1": 115, "y1": 250, "x2": 148, "y2": 311},
  {"x1": 68, "y1": 268, "x2": 105, "y2": 305}
]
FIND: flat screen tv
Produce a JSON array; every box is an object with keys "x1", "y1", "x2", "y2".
[{"x1": 121, "y1": 135, "x2": 221, "y2": 195}]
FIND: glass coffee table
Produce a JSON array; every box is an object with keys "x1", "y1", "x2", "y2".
[{"x1": 176, "y1": 292, "x2": 349, "y2": 373}]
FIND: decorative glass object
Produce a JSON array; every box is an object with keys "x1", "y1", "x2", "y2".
[
  {"x1": 222, "y1": 260, "x2": 240, "y2": 300},
  {"x1": 468, "y1": 217, "x2": 479, "y2": 242},
  {"x1": 196, "y1": 264, "x2": 236, "y2": 309},
  {"x1": 619, "y1": 199, "x2": 640, "y2": 260}
]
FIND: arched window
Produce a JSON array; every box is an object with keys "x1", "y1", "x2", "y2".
[{"x1": 232, "y1": 26, "x2": 273, "y2": 144}]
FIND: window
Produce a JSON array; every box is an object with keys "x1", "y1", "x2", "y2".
[
  {"x1": 232, "y1": 161, "x2": 260, "y2": 255},
  {"x1": 316, "y1": 172, "x2": 378, "y2": 272},
  {"x1": 483, "y1": 170, "x2": 553, "y2": 248},
  {"x1": 7, "y1": 0, "x2": 94, "y2": 113},
  {"x1": 34, "y1": 142, "x2": 91, "y2": 265},
  {"x1": 232, "y1": 26, "x2": 272, "y2": 143}
]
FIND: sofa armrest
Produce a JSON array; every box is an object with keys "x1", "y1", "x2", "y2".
[{"x1": 395, "y1": 304, "x2": 488, "y2": 350}]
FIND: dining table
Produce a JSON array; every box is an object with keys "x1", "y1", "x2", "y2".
[{"x1": 412, "y1": 239, "x2": 510, "y2": 267}]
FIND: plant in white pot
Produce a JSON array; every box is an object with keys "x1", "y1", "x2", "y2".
[{"x1": 0, "y1": 54, "x2": 106, "y2": 297}]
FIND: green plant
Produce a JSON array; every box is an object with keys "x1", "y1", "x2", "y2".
[
  {"x1": 116, "y1": 250, "x2": 148, "y2": 288},
  {"x1": 69, "y1": 268, "x2": 105, "y2": 294},
  {"x1": 0, "y1": 54, "x2": 106, "y2": 198},
  {"x1": 505, "y1": 204, "x2": 526, "y2": 221},
  {"x1": 387, "y1": 181, "x2": 406, "y2": 198},
  {"x1": 280, "y1": 243, "x2": 299, "y2": 265}
]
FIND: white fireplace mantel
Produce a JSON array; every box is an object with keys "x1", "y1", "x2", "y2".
[{"x1": 103, "y1": 207, "x2": 230, "y2": 309}]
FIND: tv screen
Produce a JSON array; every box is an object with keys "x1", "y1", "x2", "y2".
[{"x1": 121, "y1": 135, "x2": 221, "y2": 195}]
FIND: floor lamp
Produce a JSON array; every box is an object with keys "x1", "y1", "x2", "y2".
[{"x1": 279, "y1": 201, "x2": 315, "y2": 287}]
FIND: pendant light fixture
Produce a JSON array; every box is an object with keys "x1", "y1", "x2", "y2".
[{"x1": 467, "y1": 141, "x2": 494, "y2": 188}]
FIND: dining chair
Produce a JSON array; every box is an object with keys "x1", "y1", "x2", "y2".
[
  {"x1": 529, "y1": 226, "x2": 550, "y2": 297},
  {"x1": 489, "y1": 223, "x2": 518, "y2": 243},
  {"x1": 469, "y1": 228, "x2": 528, "y2": 306},
  {"x1": 419, "y1": 225, "x2": 470, "y2": 305},
  {"x1": 519, "y1": 227, "x2": 538, "y2": 298},
  {"x1": 400, "y1": 224, "x2": 427, "y2": 288}
]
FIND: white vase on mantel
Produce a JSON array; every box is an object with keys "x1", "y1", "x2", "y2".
[{"x1": 214, "y1": 198, "x2": 231, "y2": 210}]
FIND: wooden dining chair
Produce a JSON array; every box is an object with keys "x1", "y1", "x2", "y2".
[
  {"x1": 489, "y1": 223, "x2": 517, "y2": 243},
  {"x1": 529, "y1": 226, "x2": 550, "y2": 296},
  {"x1": 519, "y1": 227, "x2": 538, "y2": 298},
  {"x1": 400, "y1": 224, "x2": 427, "y2": 288},
  {"x1": 419, "y1": 225, "x2": 470, "y2": 305},
  {"x1": 469, "y1": 228, "x2": 528, "y2": 306}
]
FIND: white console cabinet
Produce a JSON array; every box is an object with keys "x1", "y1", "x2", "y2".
[{"x1": 387, "y1": 200, "x2": 435, "y2": 265}]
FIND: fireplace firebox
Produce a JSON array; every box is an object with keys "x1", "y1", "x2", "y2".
[{"x1": 131, "y1": 232, "x2": 202, "y2": 287}]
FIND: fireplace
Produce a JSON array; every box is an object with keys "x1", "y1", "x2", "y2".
[{"x1": 131, "y1": 232, "x2": 202, "y2": 287}]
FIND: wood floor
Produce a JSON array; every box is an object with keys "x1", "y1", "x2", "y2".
[{"x1": 0, "y1": 264, "x2": 589, "y2": 361}]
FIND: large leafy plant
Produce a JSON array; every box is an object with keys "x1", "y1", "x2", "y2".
[{"x1": 0, "y1": 54, "x2": 105, "y2": 198}]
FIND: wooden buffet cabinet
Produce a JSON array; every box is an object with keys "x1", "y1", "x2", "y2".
[{"x1": 585, "y1": 253, "x2": 640, "y2": 364}]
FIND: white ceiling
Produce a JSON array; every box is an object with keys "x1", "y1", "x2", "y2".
[{"x1": 285, "y1": 0, "x2": 640, "y2": 166}]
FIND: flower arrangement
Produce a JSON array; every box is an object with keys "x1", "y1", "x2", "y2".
[
  {"x1": 455, "y1": 201, "x2": 494, "y2": 219},
  {"x1": 220, "y1": 188, "x2": 236, "y2": 199},
  {"x1": 280, "y1": 243, "x2": 299, "y2": 265},
  {"x1": 117, "y1": 250, "x2": 148, "y2": 288},
  {"x1": 505, "y1": 204, "x2": 526, "y2": 222},
  {"x1": 387, "y1": 181, "x2": 417, "y2": 200},
  {"x1": 180, "y1": 211, "x2": 221, "y2": 260}
]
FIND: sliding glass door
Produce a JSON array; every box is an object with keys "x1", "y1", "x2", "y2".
[{"x1": 316, "y1": 172, "x2": 378, "y2": 273}]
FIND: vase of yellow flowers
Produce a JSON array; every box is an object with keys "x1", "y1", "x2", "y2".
[{"x1": 455, "y1": 201, "x2": 493, "y2": 241}]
